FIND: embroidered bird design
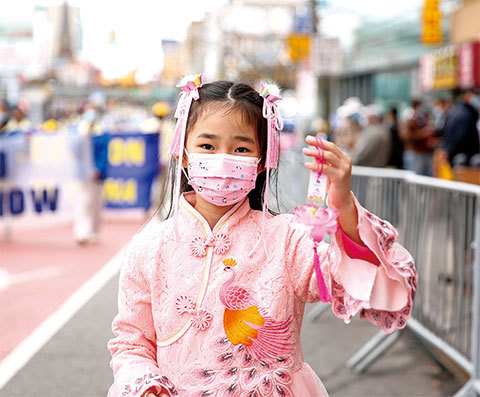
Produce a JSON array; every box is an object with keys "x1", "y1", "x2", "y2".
[{"x1": 219, "y1": 258, "x2": 294, "y2": 362}]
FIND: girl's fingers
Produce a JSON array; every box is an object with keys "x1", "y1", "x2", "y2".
[
  {"x1": 305, "y1": 135, "x2": 346, "y2": 160},
  {"x1": 303, "y1": 148, "x2": 350, "y2": 172},
  {"x1": 302, "y1": 147, "x2": 342, "y2": 167}
]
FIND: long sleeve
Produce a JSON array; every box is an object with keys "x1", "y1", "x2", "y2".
[
  {"x1": 107, "y1": 241, "x2": 177, "y2": 397},
  {"x1": 287, "y1": 195, "x2": 417, "y2": 334}
]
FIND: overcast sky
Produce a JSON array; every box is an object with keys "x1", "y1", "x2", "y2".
[{"x1": 0, "y1": 0, "x2": 457, "y2": 80}]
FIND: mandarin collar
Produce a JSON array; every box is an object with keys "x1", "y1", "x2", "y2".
[{"x1": 179, "y1": 192, "x2": 251, "y2": 237}]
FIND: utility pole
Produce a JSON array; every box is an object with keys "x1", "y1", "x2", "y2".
[{"x1": 309, "y1": 0, "x2": 318, "y2": 34}]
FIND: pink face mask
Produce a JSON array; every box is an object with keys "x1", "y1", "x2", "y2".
[{"x1": 185, "y1": 152, "x2": 260, "y2": 206}]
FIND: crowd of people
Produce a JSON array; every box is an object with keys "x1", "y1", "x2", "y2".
[
  {"x1": 320, "y1": 89, "x2": 480, "y2": 179},
  {"x1": 0, "y1": 95, "x2": 174, "y2": 245}
]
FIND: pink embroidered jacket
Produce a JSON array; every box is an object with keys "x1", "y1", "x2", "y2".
[{"x1": 108, "y1": 192, "x2": 417, "y2": 397}]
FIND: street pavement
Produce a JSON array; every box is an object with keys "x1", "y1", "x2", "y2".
[{"x1": 0, "y1": 210, "x2": 468, "y2": 397}]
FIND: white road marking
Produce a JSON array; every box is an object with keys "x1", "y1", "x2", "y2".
[
  {"x1": 0, "y1": 247, "x2": 125, "y2": 389},
  {"x1": 0, "y1": 267, "x2": 64, "y2": 292}
]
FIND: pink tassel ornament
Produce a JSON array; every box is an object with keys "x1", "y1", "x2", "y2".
[
  {"x1": 248, "y1": 81, "x2": 284, "y2": 258},
  {"x1": 294, "y1": 204, "x2": 338, "y2": 302}
]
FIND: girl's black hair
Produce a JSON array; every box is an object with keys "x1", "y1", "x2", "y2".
[{"x1": 160, "y1": 80, "x2": 280, "y2": 218}]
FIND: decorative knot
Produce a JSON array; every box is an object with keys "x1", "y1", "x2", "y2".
[
  {"x1": 176, "y1": 74, "x2": 203, "y2": 99},
  {"x1": 259, "y1": 81, "x2": 282, "y2": 103},
  {"x1": 175, "y1": 295, "x2": 212, "y2": 331},
  {"x1": 205, "y1": 236, "x2": 215, "y2": 247},
  {"x1": 190, "y1": 233, "x2": 231, "y2": 257}
]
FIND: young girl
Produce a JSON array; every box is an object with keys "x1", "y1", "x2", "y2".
[{"x1": 108, "y1": 76, "x2": 417, "y2": 397}]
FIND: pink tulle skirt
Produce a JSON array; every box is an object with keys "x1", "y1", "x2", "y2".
[{"x1": 290, "y1": 363, "x2": 329, "y2": 396}]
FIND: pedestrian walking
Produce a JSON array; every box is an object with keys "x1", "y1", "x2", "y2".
[
  {"x1": 107, "y1": 76, "x2": 417, "y2": 397},
  {"x1": 400, "y1": 99, "x2": 436, "y2": 176}
]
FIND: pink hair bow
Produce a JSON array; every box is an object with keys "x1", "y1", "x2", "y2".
[
  {"x1": 169, "y1": 74, "x2": 203, "y2": 156},
  {"x1": 259, "y1": 81, "x2": 283, "y2": 170}
]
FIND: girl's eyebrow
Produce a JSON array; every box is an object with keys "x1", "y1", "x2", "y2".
[
  {"x1": 196, "y1": 133, "x2": 219, "y2": 140},
  {"x1": 196, "y1": 133, "x2": 255, "y2": 145},
  {"x1": 233, "y1": 135, "x2": 255, "y2": 144}
]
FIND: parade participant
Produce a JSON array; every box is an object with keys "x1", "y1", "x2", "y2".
[
  {"x1": 0, "y1": 100, "x2": 9, "y2": 134},
  {"x1": 108, "y1": 75, "x2": 417, "y2": 397},
  {"x1": 72, "y1": 102, "x2": 108, "y2": 245},
  {"x1": 4, "y1": 102, "x2": 31, "y2": 134}
]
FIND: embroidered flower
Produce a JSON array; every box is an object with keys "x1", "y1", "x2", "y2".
[
  {"x1": 175, "y1": 295, "x2": 195, "y2": 314},
  {"x1": 190, "y1": 308, "x2": 213, "y2": 331},
  {"x1": 190, "y1": 234, "x2": 231, "y2": 257}
]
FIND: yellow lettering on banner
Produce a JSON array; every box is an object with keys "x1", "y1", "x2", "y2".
[
  {"x1": 126, "y1": 139, "x2": 145, "y2": 166},
  {"x1": 108, "y1": 138, "x2": 124, "y2": 166},
  {"x1": 108, "y1": 138, "x2": 145, "y2": 166},
  {"x1": 102, "y1": 178, "x2": 138, "y2": 204},
  {"x1": 123, "y1": 179, "x2": 137, "y2": 202}
]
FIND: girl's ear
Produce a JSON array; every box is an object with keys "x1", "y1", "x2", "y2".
[
  {"x1": 182, "y1": 154, "x2": 189, "y2": 169},
  {"x1": 173, "y1": 154, "x2": 189, "y2": 169},
  {"x1": 257, "y1": 163, "x2": 265, "y2": 174}
]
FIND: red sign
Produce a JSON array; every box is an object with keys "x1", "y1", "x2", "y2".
[{"x1": 457, "y1": 41, "x2": 480, "y2": 89}]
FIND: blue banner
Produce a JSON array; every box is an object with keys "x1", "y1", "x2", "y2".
[
  {"x1": 0, "y1": 132, "x2": 161, "y2": 217},
  {"x1": 103, "y1": 133, "x2": 160, "y2": 209}
]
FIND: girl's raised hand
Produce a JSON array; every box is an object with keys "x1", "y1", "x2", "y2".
[
  {"x1": 302, "y1": 136, "x2": 363, "y2": 244},
  {"x1": 302, "y1": 135, "x2": 353, "y2": 211}
]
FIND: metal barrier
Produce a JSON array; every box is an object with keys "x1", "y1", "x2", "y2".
[
  {"x1": 278, "y1": 153, "x2": 480, "y2": 396},
  {"x1": 350, "y1": 167, "x2": 480, "y2": 396}
]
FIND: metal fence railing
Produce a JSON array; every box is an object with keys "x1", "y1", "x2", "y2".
[
  {"x1": 278, "y1": 152, "x2": 480, "y2": 396},
  {"x1": 349, "y1": 168, "x2": 480, "y2": 397}
]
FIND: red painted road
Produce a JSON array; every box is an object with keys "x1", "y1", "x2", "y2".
[{"x1": 0, "y1": 212, "x2": 144, "y2": 362}]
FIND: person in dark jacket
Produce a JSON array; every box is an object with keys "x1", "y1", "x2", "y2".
[
  {"x1": 442, "y1": 90, "x2": 480, "y2": 166},
  {"x1": 387, "y1": 107, "x2": 404, "y2": 168}
]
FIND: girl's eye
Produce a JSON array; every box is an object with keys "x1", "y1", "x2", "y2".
[
  {"x1": 235, "y1": 147, "x2": 249, "y2": 153},
  {"x1": 201, "y1": 144, "x2": 214, "y2": 150}
]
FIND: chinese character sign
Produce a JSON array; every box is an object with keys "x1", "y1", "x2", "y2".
[
  {"x1": 422, "y1": 0, "x2": 443, "y2": 45},
  {"x1": 103, "y1": 133, "x2": 160, "y2": 209}
]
